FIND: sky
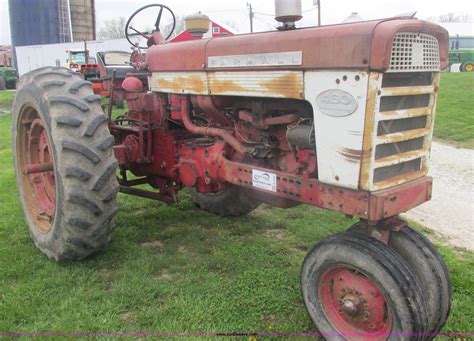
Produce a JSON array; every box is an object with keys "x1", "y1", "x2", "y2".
[{"x1": 0, "y1": 0, "x2": 473, "y2": 44}]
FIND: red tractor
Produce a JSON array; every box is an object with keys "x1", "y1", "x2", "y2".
[{"x1": 12, "y1": 2, "x2": 451, "y2": 339}]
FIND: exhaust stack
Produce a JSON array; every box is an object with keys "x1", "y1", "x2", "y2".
[{"x1": 275, "y1": 0, "x2": 302, "y2": 30}]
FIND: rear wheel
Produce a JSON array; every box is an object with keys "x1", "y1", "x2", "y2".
[
  {"x1": 301, "y1": 232, "x2": 428, "y2": 340},
  {"x1": 348, "y1": 223, "x2": 452, "y2": 335},
  {"x1": 188, "y1": 186, "x2": 260, "y2": 217},
  {"x1": 13, "y1": 67, "x2": 119, "y2": 261}
]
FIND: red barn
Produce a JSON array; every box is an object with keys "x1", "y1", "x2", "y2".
[{"x1": 170, "y1": 20, "x2": 236, "y2": 43}]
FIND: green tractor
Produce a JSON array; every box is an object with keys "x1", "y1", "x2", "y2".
[
  {"x1": 0, "y1": 66, "x2": 18, "y2": 90},
  {"x1": 449, "y1": 50, "x2": 474, "y2": 72}
]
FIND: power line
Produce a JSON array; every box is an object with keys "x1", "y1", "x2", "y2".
[
  {"x1": 253, "y1": 15, "x2": 277, "y2": 29},
  {"x1": 253, "y1": 11, "x2": 273, "y2": 17},
  {"x1": 205, "y1": 9, "x2": 246, "y2": 14}
]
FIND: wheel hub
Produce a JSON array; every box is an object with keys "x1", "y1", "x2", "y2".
[
  {"x1": 318, "y1": 266, "x2": 392, "y2": 338},
  {"x1": 340, "y1": 293, "x2": 361, "y2": 318},
  {"x1": 338, "y1": 288, "x2": 370, "y2": 322}
]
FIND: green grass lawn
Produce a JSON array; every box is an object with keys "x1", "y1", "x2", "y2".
[
  {"x1": 0, "y1": 91, "x2": 15, "y2": 112},
  {"x1": 435, "y1": 73, "x2": 474, "y2": 148},
  {"x1": 0, "y1": 73, "x2": 473, "y2": 335}
]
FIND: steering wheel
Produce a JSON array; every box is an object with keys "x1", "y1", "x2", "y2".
[{"x1": 125, "y1": 4, "x2": 176, "y2": 49}]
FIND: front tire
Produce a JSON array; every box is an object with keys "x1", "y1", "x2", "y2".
[
  {"x1": 348, "y1": 223, "x2": 452, "y2": 335},
  {"x1": 301, "y1": 232, "x2": 428, "y2": 340},
  {"x1": 13, "y1": 67, "x2": 119, "y2": 261}
]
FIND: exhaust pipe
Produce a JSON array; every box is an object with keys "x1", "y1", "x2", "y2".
[{"x1": 275, "y1": 0, "x2": 302, "y2": 30}]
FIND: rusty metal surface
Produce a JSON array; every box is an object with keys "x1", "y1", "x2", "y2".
[
  {"x1": 147, "y1": 20, "x2": 377, "y2": 72},
  {"x1": 149, "y1": 72, "x2": 208, "y2": 94},
  {"x1": 216, "y1": 154, "x2": 431, "y2": 221},
  {"x1": 368, "y1": 176, "x2": 432, "y2": 220},
  {"x1": 150, "y1": 71, "x2": 304, "y2": 99},
  {"x1": 24, "y1": 162, "x2": 54, "y2": 175},
  {"x1": 360, "y1": 73, "x2": 381, "y2": 190},
  {"x1": 208, "y1": 71, "x2": 304, "y2": 99},
  {"x1": 147, "y1": 19, "x2": 448, "y2": 73}
]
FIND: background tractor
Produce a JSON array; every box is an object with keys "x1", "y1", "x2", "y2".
[
  {"x1": 63, "y1": 43, "x2": 100, "y2": 81},
  {"x1": 0, "y1": 66, "x2": 18, "y2": 90},
  {"x1": 449, "y1": 49, "x2": 474, "y2": 72},
  {"x1": 12, "y1": 1, "x2": 452, "y2": 339}
]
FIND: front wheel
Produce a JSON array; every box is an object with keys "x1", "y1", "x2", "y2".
[
  {"x1": 13, "y1": 67, "x2": 119, "y2": 261},
  {"x1": 460, "y1": 62, "x2": 474, "y2": 72},
  {"x1": 348, "y1": 223, "x2": 452, "y2": 335},
  {"x1": 301, "y1": 232, "x2": 428, "y2": 340}
]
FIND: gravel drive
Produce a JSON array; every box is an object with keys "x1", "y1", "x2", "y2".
[{"x1": 403, "y1": 141, "x2": 474, "y2": 250}]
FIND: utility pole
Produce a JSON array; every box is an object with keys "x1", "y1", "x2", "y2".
[
  {"x1": 314, "y1": 0, "x2": 321, "y2": 26},
  {"x1": 318, "y1": 0, "x2": 321, "y2": 26},
  {"x1": 247, "y1": 2, "x2": 254, "y2": 33}
]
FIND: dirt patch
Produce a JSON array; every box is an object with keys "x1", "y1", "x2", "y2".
[
  {"x1": 141, "y1": 240, "x2": 164, "y2": 251},
  {"x1": 98, "y1": 269, "x2": 113, "y2": 290},
  {"x1": 158, "y1": 270, "x2": 173, "y2": 281},
  {"x1": 120, "y1": 311, "x2": 136, "y2": 325},
  {"x1": 263, "y1": 229, "x2": 287, "y2": 242},
  {"x1": 403, "y1": 141, "x2": 474, "y2": 250}
]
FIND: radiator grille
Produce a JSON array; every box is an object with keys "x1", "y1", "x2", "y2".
[
  {"x1": 361, "y1": 71, "x2": 439, "y2": 191},
  {"x1": 387, "y1": 33, "x2": 440, "y2": 73}
]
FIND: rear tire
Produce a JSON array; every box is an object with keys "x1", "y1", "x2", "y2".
[
  {"x1": 0, "y1": 75, "x2": 6, "y2": 90},
  {"x1": 348, "y1": 223, "x2": 452, "y2": 335},
  {"x1": 13, "y1": 67, "x2": 119, "y2": 261},
  {"x1": 188, "y1": 186, "x2": 260, "y2": 217},
  {"x1": 301, "y1": 232, "x2": 429, "y2": 340}
]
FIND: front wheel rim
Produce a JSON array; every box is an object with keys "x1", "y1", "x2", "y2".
[{"x1": 318, "y1": 265, "x2": 393, "y2": 339}]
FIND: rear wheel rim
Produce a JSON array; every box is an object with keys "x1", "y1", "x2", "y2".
[
  {"x1": 318, "y1": 265, "x2": 393, "y2": 339},
  {"x1": 18, "y1": 107, "x2": 56, "y2": 233},
  {"x1": 466, "y1": 64, "x2": 473, "y2": 72}
]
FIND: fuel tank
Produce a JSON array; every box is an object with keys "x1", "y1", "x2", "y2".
[{"x1": 146, "y1": 18, "x2": 448, "y2": 73}]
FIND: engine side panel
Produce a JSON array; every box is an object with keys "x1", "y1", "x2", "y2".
[{"x1": 304, "y1": 71, "x2": 369, "y2": 189}]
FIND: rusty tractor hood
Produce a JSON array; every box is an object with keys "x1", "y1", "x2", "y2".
[{"x1": 146, "y1": 18, "x2": 448, "y2": 73}]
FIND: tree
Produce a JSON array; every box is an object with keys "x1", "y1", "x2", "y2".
[
  {"x1": 162, "y1": 16, "x2": 186, "y2": 39},
  {"x1": 427, "y1": 13, "x2": 473, "y2": 23},
  {"x1": 97, "y1": 17, "x2": 127, "y2": 40}
]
